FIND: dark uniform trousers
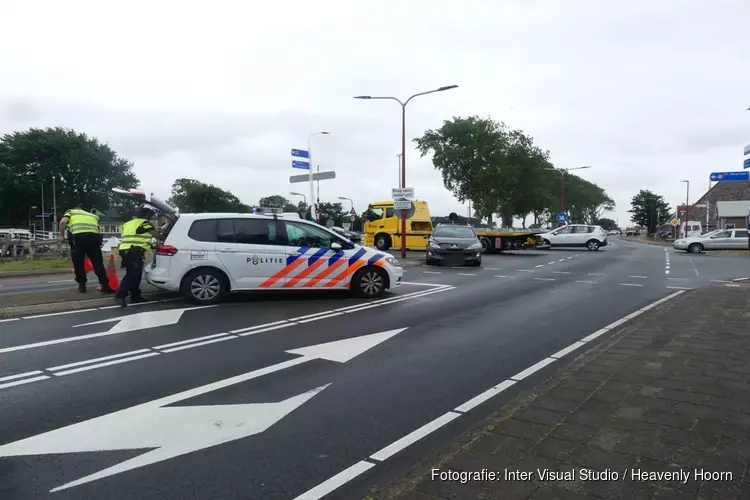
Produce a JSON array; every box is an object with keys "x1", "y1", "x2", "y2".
[
  {"x1": 71, "y1": 233, "x2": 109, "y2": 287},
  {"x1": 116, "y1": 248, "x2": 146, "y2": 300}
]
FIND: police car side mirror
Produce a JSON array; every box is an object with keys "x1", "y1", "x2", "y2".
[{"x1": 330, "y1": 242, "x2": 342, "y2": 251}]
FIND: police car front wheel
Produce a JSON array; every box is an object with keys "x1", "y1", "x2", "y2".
[{"x1": 352, "y1": 267, "x2": 387, "y2": 298}]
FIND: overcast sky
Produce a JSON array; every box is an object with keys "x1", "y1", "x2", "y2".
[{"x1": 2, "y1": 0, "x2": 749, "y2": 226}]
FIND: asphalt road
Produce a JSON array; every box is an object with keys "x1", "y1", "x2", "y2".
[{"x1": 2, "y1": 238, "x2": 750, "y2": 500}]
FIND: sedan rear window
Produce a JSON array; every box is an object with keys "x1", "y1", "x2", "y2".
[{"x1": 433, "y1": 226, "x2": 476, "y2": 238}]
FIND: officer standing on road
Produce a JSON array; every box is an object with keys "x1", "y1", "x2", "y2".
[
  {"x1": 114, "y1": 207, "x2": 162, "y2": 307},
  {"x1": 58, "y1": 207, "x2": 114, "y2": 293}
]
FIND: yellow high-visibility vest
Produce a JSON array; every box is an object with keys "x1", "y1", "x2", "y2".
[
  {"x1": 119, "y1": 218, "x2": 152, "y2": 251},
  {"x1": 66, "y1": 209, "x2": 101, "y2": 235}
]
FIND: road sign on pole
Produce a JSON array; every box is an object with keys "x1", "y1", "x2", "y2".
[
  {"x1": 349, "y1": 215, "x2": 356, "y2": 222},
  {"x1": 744, "y1": 158, "x2": 750, "y2": 170},
  {"x1": 555, "y1": 212, "x2": 568, "y2": 223},
  {"x1": 670, "y1": 218, "x2": 679, "y2": 226},
  {"x1": 744, "y1": 144, "x2": 750, "y2": 156},
  {"x1": 289, "y1": 171, "x2": 336, "y2": 183},
  {"x1": 394, "y1": 200, "x2": 412, "y2": 210},
  {"x1": 291, "y1": 149, "x2": 309, "y2": 159},
  {"x1": 709, "y1": 171, "x2": 750, "y2": 182},
  {"x1": 292, "y1": 160, "x2": 310, "y2": 170},
  {"x1": 349, "y1": 208, "x2": 357, "y2": 216},
  {"x1": 391, "y1": 187, "x2": 414, "y2": 199}
]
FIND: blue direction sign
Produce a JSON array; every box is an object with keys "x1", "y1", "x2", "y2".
[
  {"x1": 555, "y1": 212, "x2": 568, "y2": 223},
  {"x1": 744, "y1": 157, "x2": 750, "y2": 170},
  {"x1": 291, "y1": 149, "x2": 309, "y2": 159},
  {"x1": 710, "y1": 171, "x2": 750, "y2": 182},
  {"x1": 292, "y1": 160, "x2": 310, "y2": 170},
  {"x1": 744, "y1": 144, "x2": 750, "y2": 156}
]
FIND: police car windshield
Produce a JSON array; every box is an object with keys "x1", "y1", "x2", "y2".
[{"x1": 433, "y1": 226, "x2": 476, "y2": 238}]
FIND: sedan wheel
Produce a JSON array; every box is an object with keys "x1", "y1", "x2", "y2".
[{"x1": 688, "y1": 243, "x2": 704, "y2": 254}]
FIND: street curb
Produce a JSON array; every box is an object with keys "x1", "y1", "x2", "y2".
[
  {"x1": 0, "y1": 291, "x2": 180, "y2": 318},
  {"x1": 0, "y1": 268, "x2": 72, "y2": 279},
  {"x1": 376, "y1": 288, "x2": 694, "y2": 500}
]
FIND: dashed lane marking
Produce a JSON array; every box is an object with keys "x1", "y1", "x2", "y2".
[
  {"x1": 533, "y1": 278, "x2": 555, "y2": 281},
  {"x1": 588, "y1": 273, "x2": 605, "y2": 276},
  {"x1": 494, "y1": 275, "x2": 515, "y2": 279},
  {"x1": 666, "y1": 286, "x2": 692, "y2": 290},
  {"x1": 422, "y1": 271, "x2": 442, "y2": 274},
  {"x1": 551, "y1": 271, "x2": 571, "y2": 275},
  {"x1": 518, "y1": 269, "x2": 534, "y2": 272},
  {"x1": 534, "y1": 264, "x2": 545, "y2": 268},
  {"x1": 457, "y1": 273, "x2": 477, "y2": 276},
  {"x1": 619, "y1": 283, "x2": 643, "y2": 287},
  {"x1": 296, "y1": 290, "x2": 687, "y2": 499},
  {"x1": 576, "y1": 280, "x2": 598, "y2": 284},
  {"x1": 629, "y1": 276, "x2": 647, "y2": 279}
]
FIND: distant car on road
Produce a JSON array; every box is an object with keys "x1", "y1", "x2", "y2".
[
  {"x1": 425, "y1": 223, "x2": 482, "y2": 266},
  {"x1": 673, "y1": 228, "x2": 749, "y2": 253},
  {"x1": 539, "y1": 224, "x2": 608, "y2": 251}
]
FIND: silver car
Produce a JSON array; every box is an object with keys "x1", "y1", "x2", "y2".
[{"x1": 673, "y1": 229, "x2": 749, "y2": 253}]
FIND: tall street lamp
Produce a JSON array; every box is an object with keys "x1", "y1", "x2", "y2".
[
  {"x1": 545, "y1": 166, "x2": 591, "y2": 225},
  {"x1": 355, "y1": 85, "x2": 459, "y2": 257},
  {"x1": 289, "y1": 192, "x2": 306, "y2": 204},
  {"x1": 308, "y1": 132, "x2": 330, "y2": 222},
  {"x1": 681, "y1": 180, "x2": 690, "y2": 238}
]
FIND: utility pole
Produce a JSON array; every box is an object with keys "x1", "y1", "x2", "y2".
[
  {"x1": 40, "y1": 182, "x2": 45, "y2": 235},
  {"x1": 52, "y1": 174, "x2": 57, "y2": 235}
]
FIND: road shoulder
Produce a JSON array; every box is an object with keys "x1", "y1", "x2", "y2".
[{"x1": 379, "y1": 284, "x2": 750, "y2": 500}]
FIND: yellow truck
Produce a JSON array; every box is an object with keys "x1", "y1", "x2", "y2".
[{"x1": 363, "y1": 200, "x2": 541, "y2": 252}]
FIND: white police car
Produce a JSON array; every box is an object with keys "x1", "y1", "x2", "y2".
[{"x1": 112, "y1": 188, "x2": 404, "y2": 304}]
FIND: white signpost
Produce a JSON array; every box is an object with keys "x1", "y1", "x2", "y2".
[{"x1": 391, "y1": 187, "x2": 414, "y2": 199}]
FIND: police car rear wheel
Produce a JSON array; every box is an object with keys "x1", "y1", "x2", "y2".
[
  {"x1": 183, "y1": 268, "x2": 227, "y2": 305},
  {"x1": 353, "y1": 267, "x2": 386, "y2": 298}
]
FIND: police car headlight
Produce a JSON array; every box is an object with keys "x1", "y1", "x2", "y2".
[
  {"x1": 385, "y1": 257, "x2": 400, "y2": 267},
  {"x1": 428, "y1": 240, "x2": 441, "y2": 249},
  {"x1": 468, "y1": 242, "x2": 482, "y2": 250}
]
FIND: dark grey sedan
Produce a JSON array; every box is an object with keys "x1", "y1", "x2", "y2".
[{"x1": 425, "y1": 224, "x2": 482, "y2": 266}]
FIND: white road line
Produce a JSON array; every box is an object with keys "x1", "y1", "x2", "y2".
[
  {"x1": 400, "y1": 281, "x2": 447, "y2": 287},
  {"x1": 494, "y1": 275, "x2": 515, "y2": 279},
  {"x1": 665, "y1": 270, "x2": 670, "y2": 275},
  {"x1": 566, "y1": 257, "x2": 573, "y2": 260},
  {"x1": 161, "y1": 336, "x2": 235, "y2": 353},
  {"x1": 307, "y1": 290, "x2": 689, "y2": 500},
  {"x1": 485, "y1": 268, "x2": 504, "y2": 271},
  {"x1": 457, "y1": 273, "x2": 477, "y2": 276},
  {"x1": 733, "y1": 277, "x2": 750, "y2": 281},
  {"x1": 666, "y1": 277, "x2": 686, "y2": 280},
  {"x1": 510, "y1": 358, "x2": 556, "y2": 381},
  {"x1": 153, "y1": 333, "x2": 231, "y2": 349},
  {"x1": 0, "y1": 375, "x2": 50, "y2": 390},
  {"x1": 47, "y1": 279, "x2": 74, "y2": 283},
  {"x1": 22, "y1": 308, "x2": 99, "y2": 320},
  {"x1": 575, "y1": 280, "x2": 597, "y2": 284},
  {"x1": 629, "y1": 276, "x2": 647, "y2": 279},
  {"x1": 293, "y1": 460, "x2": 376, "y2": 500},
  {"x1": 230, "y1": 321, "x2": 288, "y2": 334},
  {"x1": 297, "y1": 312, "x2": 343, "y2": 323},
  {"x1": 237, "y1": 324, "x2": 291, "y2": 337},
  {"x1": 454, "y1": 380, "x2": 516, "y2": 413},
  {"x1": 535, "y1": 264, "x2": 545, "y2": 268},
  {"x1": 0, "y1": 318, "x2": 20, "y2": 323},
  {"x1": 620, "y1": 283, "x2": 643, "y2": 287},
  {"x1": 53, "y1": 353, "x2": 161, "y2": 376},
  {"x1": 558, "y1": 258, "x2": 565, "y2": 262},
  {"x1": 550, "y1": 341, "x2": 586, "y2": 359},
  {"x1": 588, "y1": 273, "x2": 605, "y2": 276},
  {"x1": 548, "y1": 261, "x2": 556, "y2": 265},
  {"x1": 343, "y1": 287, "x2": 455, "y2": 313},
  {"x1": 533, "y1": 277, "x2": 555, "y2": 281},
  {"x1": 422, "y1": 271, "x2": 441, "y2": 274},
  {"x1": 551, "y1": 271, "x2": 571, "y2": 275},
  {"x1": 711, "y1": 280, "x2": 732, "y2": 283},
  {"x1": 369, "y1": 411, "x2": 461, "y2": 462},
  {"x1": 666, "y1": 286, "x2": 692, "y2": 290},
  {"x1": 687, "y1": 256, "x2": 700, "y2": 276},
  {"x1": 725, "y1": 284, "x2": 741, "y2": 288},
  {"x1": 517, "y1": 269, "x2": 534, "y2": 272},
  {"x1": 0, "y1": 370, "x2": 44, "y2": 383},
  {"x1": 48, "y1": 349, "x2": 152, "y2": 371}
]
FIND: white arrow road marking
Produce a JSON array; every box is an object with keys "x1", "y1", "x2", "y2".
[
  {"x1": 0, "y1": 328, "x2": 407, "y2": 492},
  {"x1": 0, "y1": 307, "x2": 215, "y2": 355}
]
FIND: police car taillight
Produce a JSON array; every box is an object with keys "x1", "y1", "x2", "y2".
[{"x1": 155, "y1": 244, "x2": 178, "y2": 256}]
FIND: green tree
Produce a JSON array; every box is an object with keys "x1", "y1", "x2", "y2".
[
  {"x1": 563, "y1": 174, "x2": 615, "y2": 224},
  {"x1": 167, "y1": 178, "x2": 250, "y2": 213},
  {"x1": 596, "y1": 217, "x2": 617, "y2": 231},
  {"x1": 629, "y1": 190, "x2": 670, "y2": 235},
  {"x1": 318, "y1": 202, "x2": 347, "y2": 226},
  {"x1": 259, "y1": 195, "x2": 298, "y2": 212},
  {"x1": 0, "y1": 127, "x2": 139, "y2": 226}
]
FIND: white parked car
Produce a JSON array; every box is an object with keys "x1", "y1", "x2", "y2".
[
  {"x1": 112, "y1": 188, "x2": 404, "y2": 304},
  {"x1": 673, "y1": 228, "x2": 749, "y2": 253},
  {"x1": 539, "y1": 224, "x2": 609, "y2": 251}
]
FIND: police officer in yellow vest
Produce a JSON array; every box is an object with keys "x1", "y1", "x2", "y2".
[
  {"x1": 59, "y1": 207, "x2": 114, "y2": 293},
  {"x1": 114, "y1": 207, "x2": 161, "y2": 307}
]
